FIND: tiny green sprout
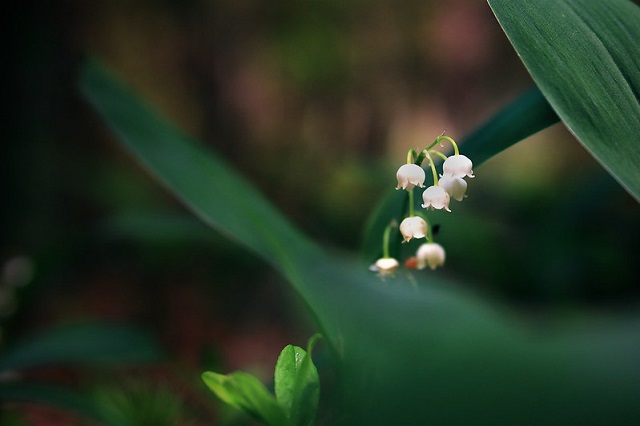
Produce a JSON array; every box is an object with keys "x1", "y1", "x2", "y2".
[{"x1": 201, "y1": 334, "x2": 322, "y2": 426}]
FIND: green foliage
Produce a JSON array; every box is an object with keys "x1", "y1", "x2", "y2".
[
  {"x1": 91, "y1": 380, "x2": 185, "y2": 426},
  {"x1": 202, "y1": 371, "x2": 289, "y2": 425},
  {"x1": 488, "y1": 0, "x2": 640, "y2": 202},
  {"x1": 0, "y1": 322, "x2": 163, "y2": 423},
  {"x1": 0, "y1": 322, "x2": 163, "y2": 372},
  {"x1": 202, "y1": 335, "x2": 320, "y2": 426},
  {"x1": 0, "y1": 383, "x2": 108, "y2": 423},
  {"x1": 78, "y1": 0, "x2": 640, "y2": 423},
  {"x1": 274, "y1": 335, "x2": 321, "y2": 426}
]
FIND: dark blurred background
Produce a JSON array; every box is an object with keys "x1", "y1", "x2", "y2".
[{"x1": 3, "y1": 0, "x2": 639, "y2": 424}]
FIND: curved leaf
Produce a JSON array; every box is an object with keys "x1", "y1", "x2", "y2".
[
  {"x1": 0, "y1": 322, "x2": 163, "y2": 372},
  {"x1": 461, "y1": 86, "x2": 559, "y2": 166},
  {"x1": 274, "y1": 344, "x2": 319, "y2": 426},
  {"x1": 488, "y1": 0, "x2": 640, "y2": 201},
  {"x1": 80, "y1": 58, "x2": 640, "y2": 425},
  {"x1": 201, "y1": 371, "x2": 289, "y2": 425}
]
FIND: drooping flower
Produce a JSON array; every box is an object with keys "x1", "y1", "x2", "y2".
[
  {"x1": 396, "y1": 164, "x2": 426, "y2": 191},
  {"x1": 369, "y1": 257, "x2": 400, "y2": 277},
  {"x1": 442, "y1": 155, "x2": 474, "y2": 179},
  {"x1": 416, "y1": 243, "x2": 446, "y2": 270},
  {"x1": 421, "y1": 186, "x2": 451, "y2": 212},
  {"x1": 399, "y1": 216, "x2": 428, "y2": 242},
  {"x1": 438, "y1": 175, "x2": 467, "y2": 201}
]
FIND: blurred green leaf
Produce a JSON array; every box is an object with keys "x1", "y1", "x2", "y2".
[
  {"x1": 274, "y1": 340, "x2": 320, "y2": 426},
  {"x1": 79, "y1": 57, "x2": 316, "y2": 281},
  {"x1": 0, "y1": 383, "x2": 107, "y2": 423},
  {"x1": 92, "y1": 379, "x2": 185, "y2": 426},
  {"x1": 488, "y1": 0, "x2": 640, "y2": 202},
  {"x1": 0, "y1": 322, "x2": 163, "y2": 372},
  {"x1": 80, "y1": 58, "x2": 640, "y2": 425},
  {"x1": 461, "y1": 86, "x2": 559, "y2": 166},
  {"x1": 201, "y1": 371, "x2": 289, "y2": 425}
]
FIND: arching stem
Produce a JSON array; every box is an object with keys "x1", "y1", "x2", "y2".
[
  {"x1": 425, "y1": 153, "x2": 439, "y2": 186},
  {"x1": 382, "y1": 220, "x2": 397, "y2": 258}
]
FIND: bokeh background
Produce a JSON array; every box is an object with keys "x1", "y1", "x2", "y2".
[{"x1": 3, "y1": 0, "x2": 639, "y2": 424}]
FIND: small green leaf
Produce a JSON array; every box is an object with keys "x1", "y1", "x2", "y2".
[
  {"x1": 201, "y1": 371, "x2": 289, "y2": 426},
  {"x1": 274, "y1": 341, "x2": 320, "y2": 426}
]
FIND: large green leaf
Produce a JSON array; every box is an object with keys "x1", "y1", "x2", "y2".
[
  {"x1": 80, "y1": 59, "x2": 640, "y2": 425},
  {"x1": 78, "y1": 58, "x2": 343, "y2": 341},
  {"x1": 488, "y1": 0, "x2": 640, "y2": 202},
  {"x1": 461, "y1": 86, "x2": 559, "y2": 166}
]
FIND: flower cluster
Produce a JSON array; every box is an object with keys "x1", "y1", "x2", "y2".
[{"x1": 371, "y1": 134, "x2": 474, "y2": 277}]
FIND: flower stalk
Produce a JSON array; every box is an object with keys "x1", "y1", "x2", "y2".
[{"x1": 373, "y1": 133, "x2": 474, "y2": 277}]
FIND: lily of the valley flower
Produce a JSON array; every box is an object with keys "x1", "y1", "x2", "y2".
[
  {"x1": 399, "y1": 216, "x2": 428, "y2": 242},
  {"x1": 438, "y1": 175, "x2": 467, "y2": 201},
  {"x1": 396, "y1": 164, "x2": 426, "y2": 191},
  {"x1": 369, "y1": 257, "x2": 400, "y2": 276},
  {"x1": 421, "y1": 186, "x2": 451, "y2": 212},
  {"x1": 416, "y1": 243, "x2": 446, "y2": 270},
  {"x1": 442, "y1": 154, "x2": 474, "y2": 179}
]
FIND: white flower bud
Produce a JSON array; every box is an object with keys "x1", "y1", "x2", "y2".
[
  {"x1": 416, "y1": 243, "x2": 446, "y2": 270},
  {"x1": 369, "y1": 257, "x2": 400, "y2": 276},
  {"x1": 442, "y1": 155, "x2": 474, "y2": 179},
  {"x1": 399, "y1": 216, "x2": 428, "y2": 242},
  {"x1": 438, "y1": 175, "x2": 467, "y2": 201},
  {"x1": 396, "y1": 164, "x2": 426, "y2": 191},
  {"x1": 421, "y1": 186, "x2": 451, "y2": 212}
]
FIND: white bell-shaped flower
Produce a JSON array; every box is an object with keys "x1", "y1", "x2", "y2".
[
  {"x1": 416, "y1": 243, "x2": 446, "y2": 270},
  {"x1": 421, "y1": 186, "x2": 451, "y2": 212},
  {"x1": 399, "y1": 216, "x2": 428, "y2": 242},
  {"x1": 442, "y1": 154, "x2": 474, "y2": 179},
  {"x1": 438, "y1": 175, "x2": 467, "y2": 201},
  {"x1": 369, "y1": 257, "x2": 400, "y2": 277},
  {"x1": 396, "y1": 164, "x2": 425, "y2": 191}
]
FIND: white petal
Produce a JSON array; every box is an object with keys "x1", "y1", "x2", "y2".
[
  {"x1": 421, "y1": 186, "x2": 451, "y2": 212},
  {"x1": 439, "y1": 175, "x2": 467, "y2": 201},
  {"x1": 371, "y1": 257, "x2": 400, "y2": 276},
  {"x1": 416, "y1": 243, "x2": 446, "y2": 270},
  {"x1": 399, "y1": 216, "x2": 428, "y2": 242},
  {"x1": 396, "y1": 164, "x2": 426, "y2": 190},
  {"x1": 443, "y1": 155, "x2": 474, "y2": 179}
]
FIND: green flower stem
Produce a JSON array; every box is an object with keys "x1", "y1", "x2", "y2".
[
  {"x1": 382, "y1": 220, "x2": 397, "y2": 258},
  {"x1": 437, "y1": 135, "x2": 459, "y2": 156},
  {"x1": 408, "y1": 188, "x2": 415, "y2": 217},
  {"x1": 416, "y1": 212, "x2": 432, "y2": 242},
  {"x1": 424, "y1": 137, "x2": 441, "y2": 152},
  {"x1": 419, "y1": 134, "x2": 459, "y2": 159},
  {"x1": 426, "y1": 224, "x2": 434, "y2": 243},
  {"x1": 406, "y1": 149, "x2": 418, "y2": 164},
  {"x1": 429, "y1": 150, "x2": 448, "y2": 162},
  {"x1": 425, "y1": 154, "x2": 439, "y2": 186}
]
